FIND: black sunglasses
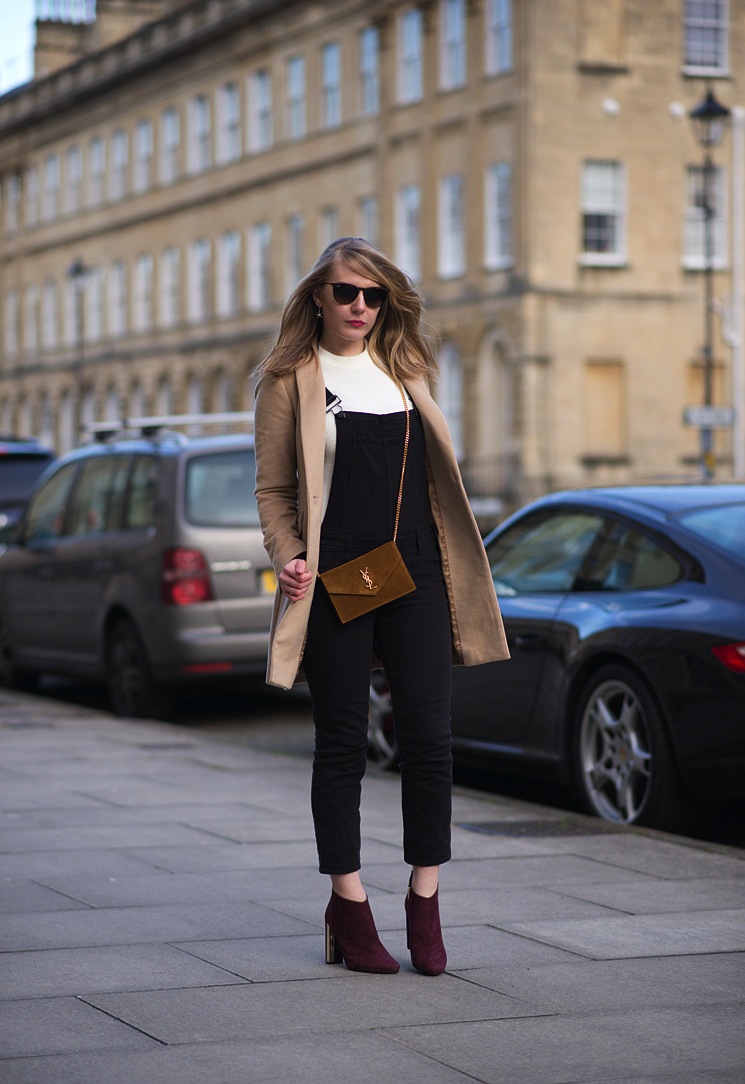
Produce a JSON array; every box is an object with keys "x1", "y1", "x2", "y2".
[{"x1": 324, "y1": 282, "x2": 388, "y2": 308}]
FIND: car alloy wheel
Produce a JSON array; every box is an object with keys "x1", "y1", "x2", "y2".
[
  {"x1": 575, "y1": 664, "x2": 682, "y2": 830},
  {"x1": 107, "y1": 618, "x2": 169, "y2": 719}
]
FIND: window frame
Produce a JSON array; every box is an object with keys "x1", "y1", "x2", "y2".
[
  {"x1": 484, "y1": 162, "x2": 513, "y2": 270},
  {"x1": 683, "y1": 0, "x2": 729, "y2": 76},
  {"x1": 398, "y1": 8, "x2": 424, "y2": 104},
  {"x1": 579, "y1": 159, "x2": 627, "y2": 267}
]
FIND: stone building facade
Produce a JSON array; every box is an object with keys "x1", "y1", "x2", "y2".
[{"x1": 0, "y1": 0, "x2": 742, "y2": 511}]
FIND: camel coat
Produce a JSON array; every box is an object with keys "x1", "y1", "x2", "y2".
[{"x1": 254, "y1": 358, "x2": 509, "y2": 690}]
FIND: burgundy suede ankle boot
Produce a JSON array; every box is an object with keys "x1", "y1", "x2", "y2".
[
  {"x1": 405, "y1": 877, "x2": 447, "y2": 976},
  {"x1": 324, "y1": 892, "x2": 400, "y2": 974}
]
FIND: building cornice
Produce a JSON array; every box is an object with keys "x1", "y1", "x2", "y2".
[{"x1": 0, "y1": 0, "x2": 392, "y2": 137}]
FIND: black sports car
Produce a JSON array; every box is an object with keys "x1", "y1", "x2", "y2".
[{"x1": 370, "y1": 485, "x2": 745, "y2": 830}]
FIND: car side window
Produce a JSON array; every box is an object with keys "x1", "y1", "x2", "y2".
[
  {"x1": 486, "y1": 511, "x2": 605, "y2": 595},
  {"x1": 23, "y1": 463, "x2": 79, "y2": 544},
  {"x1": 67, "y1": 457, "x2": 130, "y2": 538},
  {"x1": 575, "y1": 519, "x2": 683, "y2": 591},
  {"x1": 124, "y1": 456, "x2": 160, "y2": 529}
]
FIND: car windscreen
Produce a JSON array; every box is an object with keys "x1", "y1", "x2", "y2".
[
  {"x1": 675, "y1": 503, "x2": 745, "y2": 560},
  {"x1": 0, "y1": 455, "x2": 54, "y2": 503},
  {"x1": 184, "y1": 449, "x2": 261, "y2": 527}
]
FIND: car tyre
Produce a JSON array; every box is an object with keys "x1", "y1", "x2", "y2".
[
  {"x1": 106, "y1": 618, "x2": 174, "y2": 720},
  {"x1": 573, "y1": 664, "x2": 684, "y2": 831},
  {"x1": 0, "y1": 616, "x2": 38, "y2": 692}
]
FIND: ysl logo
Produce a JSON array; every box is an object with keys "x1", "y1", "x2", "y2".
[{"x1": 360, "y1": 566, "x2": 377, "y2": 590}]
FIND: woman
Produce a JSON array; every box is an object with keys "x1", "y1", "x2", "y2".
[{"x1": 254, "y1": 237, "x2": 508, "y2": 976}]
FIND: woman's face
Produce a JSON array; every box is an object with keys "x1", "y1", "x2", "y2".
[{"x1": 313, "y1": 259, "x2": 384, "y2": 356}]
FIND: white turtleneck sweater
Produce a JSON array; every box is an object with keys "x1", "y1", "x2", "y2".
[{"x1": 318, "y1": 346, "x2": 412, "y2": 519}]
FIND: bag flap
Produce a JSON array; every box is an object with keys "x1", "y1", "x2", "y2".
[{"x1": 320, "y1": 543, "x2": 403, "y2": 598}]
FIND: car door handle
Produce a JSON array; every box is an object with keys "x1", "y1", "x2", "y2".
[
  {"x1": 513, "y1": 633, "x2": 546, "y2": 650},
  {"x1": 94, "y1": 560, "x2": 113, "y2": 573},
  {"x1": 37, "y1": 565, "x2": 55, "y2": 580}
]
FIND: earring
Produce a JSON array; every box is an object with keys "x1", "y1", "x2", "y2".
[{"x1": 316, "y1": 306, "x2": 323, "y2": 320}]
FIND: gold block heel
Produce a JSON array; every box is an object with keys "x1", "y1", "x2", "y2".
[{"x1": 325, "y1": 921, "x2": 342, "y2": 964}]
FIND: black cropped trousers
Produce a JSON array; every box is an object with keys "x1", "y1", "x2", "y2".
[{"x1": 302, "y1": 525, "x2": 453, "y2": 875}]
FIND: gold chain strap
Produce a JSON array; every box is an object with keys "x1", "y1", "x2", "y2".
[{"x1": 392, "y1": 381, "x2": 410, "y2": 545}]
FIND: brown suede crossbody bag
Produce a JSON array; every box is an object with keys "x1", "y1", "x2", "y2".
[{"x1": 319, "y1": 381, "x2": 416, "y2": 623}]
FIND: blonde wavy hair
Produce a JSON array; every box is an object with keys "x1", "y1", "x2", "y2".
[{"x1": 256, "y1": 237, "x2": 438, "y2": 381}]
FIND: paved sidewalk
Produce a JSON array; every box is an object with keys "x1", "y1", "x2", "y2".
[{"x1": 1, "y1": 688, "x2": 744, "y2": 1084}]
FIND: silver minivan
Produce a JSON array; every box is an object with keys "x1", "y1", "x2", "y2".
[{"x1": 0, "y1": 416, "x2": 276, "y2": 718}]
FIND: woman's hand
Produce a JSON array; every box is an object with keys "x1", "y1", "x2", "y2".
[{"x1": 279, "y1": 557, "x2": 312, "y2": 602}]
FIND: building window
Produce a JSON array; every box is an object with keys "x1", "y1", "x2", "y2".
[
  {"x1": 110, "y1": 129, "x2": 129, "y2": 201},
  {"x1": 24, "y1": 286, "x2": 39, "y2": 354},
  {"x1": 684, "y1": 0, "x2": 728, "y2": 72},
  {"x1": 486, "y1": 0, "x2": 512, "y2": 75},
  {"x1": 319, "y1": 206, "x2": 339, "y2": 251},
  {"x1": 436, "y1": 342, "x2": 465, "y2": 460},
  {"x1": 357, "y1": 195, "x2": 378, "y2": 244},
  {"x1": 85, "y1": 268, "x2": 103, "y2": 343},
  {"x1": 134, "y1": 253, "x2": 154, "y2": 332},
  {"x1": 360, "y1": 27, "x2": 380, "y2": 116},
  {"x1": 322, "y1": 43, "x2": 342, "y2": 129},
  {"x1": 683, "y1": 163, "x2": 727, "y2": 269},
  {"x1": 395, "y1": 184, "x2": 421, "y2": 282},
  {"x1": 134, "y1": 120, "x2": 153, "y2": 193},
  {"x1": 42, "y1": 278, "x2": 58, "y2": 350},
  {"x1": 440, "y1": 0, "x2": 467, "y2": 90},
  {"x1": 580, "y1": 160, "x2": 626, "y2": 265},
  {"x1": 188, "y1": 238, "x2": 212, "y2": 323},
  {"x1": 25, "y1": 166, "x2": 39, "y2": 227},
  {"x1": 247, "y1": 70, "x2": 272, "y2": 153},
  {"x1": 247, "y1": 222, "x2": 272, "y2": 310},
  {"x1": 4, "y1": 290, "x2": 19, "y2": 357},
  {"x1": 485, "y1": 162, "x2": 513, "y2": 269},
  {"x1": 286, "y1": 213, "x2": 304, "y2": 293},
  {"x1": 160, "y1": 246, "x2": 181, "y2": 328},
  {"x1": 398, "y1": 9, "x2": 424, "y2": 104},
  {"x1": 439, "y1": 174, "x2": 465, "y2": 278},
  {"x1": 4, "y1": 173, "x2": 21, "y2": 234},
  {"x1": 217, "y1": 230, "x2": 241, "y2": 317},
  {"x1": 189, "y1": 95, "x2": 212, "y2": 174},
  {"x1": 43, "y1": 154, "x2": 60, "y2": 222},
  {"x1": 217, "y1": 82, "x2": 241, "y2": 164},
  {"x1": 160, "y1": 107, "x2": 180, "y2": 184},
  {"x1": 66, "y1": 147, "x2": 82, "y2": 214},
  {"x1": 89, "y1": 136, "x2": 106, "y2": 206},
  {"x1": 108, "y1": 261, "x2": 127, "y2": 338},
  {"x1": 287, "y1": 55, "x2": 306, "y2": 140}
]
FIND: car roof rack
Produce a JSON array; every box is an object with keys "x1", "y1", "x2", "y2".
[{"x1": 86, "y1": 412, "x2": 255, "y2": 442}]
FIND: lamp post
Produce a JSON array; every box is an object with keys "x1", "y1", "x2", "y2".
[
  {"x1": 66, "y1": 257, "x2": 91, "y2": 442},
  {"x1": 689, "y1": 87, "x2": 731, "y2": 480}
]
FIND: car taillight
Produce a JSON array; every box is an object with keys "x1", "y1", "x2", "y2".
[
  {"x1": 161, "y1": 548, "x2": 213, "y2": 605},
  {"x1": 711, "y1": 642, "x2": 745, "y2": 673}
]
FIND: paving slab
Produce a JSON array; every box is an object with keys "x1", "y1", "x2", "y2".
[
  {"x1": 0, "y1": 995, "x2": 158, "y2": 1058},
  {"x1": 0, "y1": 942, "x2": 248, "y2": 999},
  {"x1": 381, "y1": 1005, "x2": 745, "y2": 1083},
  {"x1": 1, "y1": 899, "x2": 316, "y2": 951},
  {"x1": 0, "y1": 1031, "x2": 477, "y2": 1084},
  {"x1": 82, "y1": 971, "x2": 542, "y2": 1045},
  {"x1": 455, "y1": 952, "x2": 745, "y2": 1011},
  {"x1": 551, "y1": 876, "x2": 745, "y2": 914},
  {"x1": 501, "y1": 907, "x2": 745, "y2": 958}
]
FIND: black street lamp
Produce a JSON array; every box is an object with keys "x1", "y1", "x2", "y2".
[
  {"x1": 66, "y1": 257, "x2": 91, "y2": 442},
  {"x1": 689, "y1": 87, "x2": 731, "y2": 479}
]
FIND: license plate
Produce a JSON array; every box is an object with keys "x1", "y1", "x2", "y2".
[{"x1": 260, "y1": 568, "x2": 278, "y2": 594}]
